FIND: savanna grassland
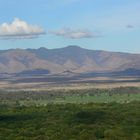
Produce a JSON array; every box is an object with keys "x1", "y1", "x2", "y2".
[{"x1": 0, "y1": 87, "x2": 140, "y2": 140}]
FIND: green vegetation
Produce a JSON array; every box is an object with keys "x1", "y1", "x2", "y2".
[
  {"x1": 0, "y1": 87, "x2": 140, "y2": 139},
  {"x1": 0, "y1": 87, "x2": 140, "y2": 106},
  {"x1": 0, "y1": 102, "x2": 140, "y2": 140}
]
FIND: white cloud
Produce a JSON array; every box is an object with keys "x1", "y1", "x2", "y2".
[
  {"x1": 0, "y1": 18, "x2": 45, "y2": 39},
  {"x1": 49, "y1": 28, "x2": 100, "y2": 39}
]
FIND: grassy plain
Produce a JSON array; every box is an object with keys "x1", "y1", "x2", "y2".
[
  {"x1": 0, "y1": 77, "x2": 140, "y2": 140},
  {"x1": 0, "y1": 87, "x2": 140, "y2": 106}
]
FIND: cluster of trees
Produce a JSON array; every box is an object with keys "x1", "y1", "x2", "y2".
[
  {"x1": 0, "y1": 102, "x2": 140, "y2": 139},
  {"x1": 0, "y1": 87, "x2": 140, "y2": 106}
]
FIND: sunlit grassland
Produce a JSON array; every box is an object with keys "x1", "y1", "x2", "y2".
[{"x1": 0, "y1": 87, "x2": 140, "y2": 106}]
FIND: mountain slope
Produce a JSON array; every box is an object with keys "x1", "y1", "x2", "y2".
[{"x1": 0, "y1": 45, "x2": 140, "y2": 74}]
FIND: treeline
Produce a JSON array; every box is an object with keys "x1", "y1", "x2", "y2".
[{"x1": 0, "y1": 87, "x2": 140, "y2": 106}]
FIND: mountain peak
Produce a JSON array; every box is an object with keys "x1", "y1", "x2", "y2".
[
  {"x1": 38, "y1": 47, "x2": 48, "y2": 50},
  {"x1": 64, "y1": 45, "x2": 83, "y2": 50}
]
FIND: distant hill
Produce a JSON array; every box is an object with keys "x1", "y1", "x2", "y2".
[{"x1": 0, "y1": 45, "x2": 140, "y2": 75}]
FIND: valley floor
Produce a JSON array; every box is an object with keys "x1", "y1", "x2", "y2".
[{"x1": 0, "y1": 75, "x2": 140, "y2": 91}]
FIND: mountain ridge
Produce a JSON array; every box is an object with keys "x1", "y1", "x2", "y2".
[
  {"x1": 0, "y1": 45, "x2": 140, "y2": 74},
  {"x1": 1, "y1": 45, "x2": 140, "y2": 55}
]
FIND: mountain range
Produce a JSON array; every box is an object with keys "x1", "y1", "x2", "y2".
[{"x1": 0, "y1": 45, "x2": 140, "y2": 75}]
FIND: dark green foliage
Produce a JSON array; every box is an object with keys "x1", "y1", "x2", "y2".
[
  {"x1": 74, "y1": 110, "x2": 106, "y2": 124},
  {"x1": 0, "y1": 87, "x2": 140, "y2": 139},
  {"x1": 0, "y1": 102, "x2": 140, "y2": 140}
]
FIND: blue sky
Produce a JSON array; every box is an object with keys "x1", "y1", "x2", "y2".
[{"x1": 0, "y1": 0, "x2": 140, "y2": 53}]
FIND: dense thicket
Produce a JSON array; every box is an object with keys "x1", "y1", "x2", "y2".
[{"x1": 0, "y1": 102, "x2": 140, "y2": 140}]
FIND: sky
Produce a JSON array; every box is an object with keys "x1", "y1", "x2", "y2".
[{"x1": 0, "y1": 0, "x2": 140, "y2": 53}]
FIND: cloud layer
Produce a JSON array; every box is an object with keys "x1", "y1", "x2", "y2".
[
  {"x1": 49, "y1": 28, "x2": 100, "y2": 39},
  {"x1": 0, "y1": 18, "x2": 45, "y2": 39}
]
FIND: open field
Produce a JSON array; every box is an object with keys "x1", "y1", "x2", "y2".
[
  {"x1": 0, "y1": 74, "x2": 140, "y2": 90},
  {"x1": 0, "y1": 87, "x2": 140, "y2": 106}
]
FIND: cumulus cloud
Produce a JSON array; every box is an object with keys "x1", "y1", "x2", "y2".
[
  {"x1": 49, "y1": 28, "x2": 100, "y2": 39},
  {"x1": 0, "y1": 18, "x2": 45, "y2": 39}
]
